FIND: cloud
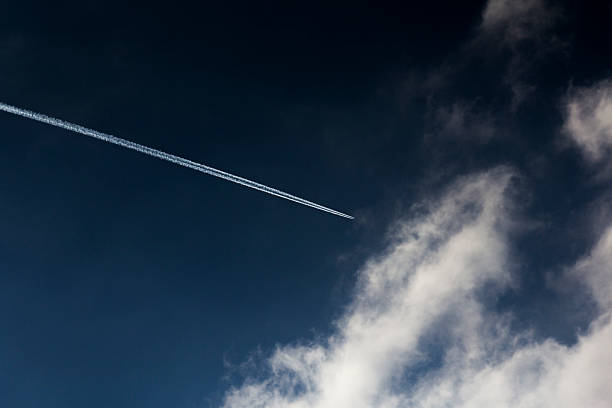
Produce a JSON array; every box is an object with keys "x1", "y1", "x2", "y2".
[
  {"x1": 563, "y1": 79, "x2": 612, "y2": 174},
  {"x1": 220, "y1": 167, "x2": 612, "y2": 408},
  {"x1": 404, "y1": 226, "x2": 612, "y2": 408},
  {"x1": 480, "y1": 0, "x2": 559, "y2": 45},
  {"x1": 428, "y1": 101, "x2": 497, "y2": 143},
  {"x1": 478, "y1": 0, "x2": 564, "y2": 110},
  {"x1": 567, "y1": 226, "x2": 612, "y2": 311},
  {"x1": 395, "y1": 0, "x2": 565, "y2": 139}
]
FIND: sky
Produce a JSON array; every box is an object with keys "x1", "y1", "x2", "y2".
[{"x1": 1, "y1": 1, "x2": 611, "y2": 407}]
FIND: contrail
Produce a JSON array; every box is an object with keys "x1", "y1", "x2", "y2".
[{"x1": 0, "y1": 101, "x2": 353, "y2": 219}]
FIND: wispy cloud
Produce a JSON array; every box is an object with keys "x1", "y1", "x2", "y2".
[
  {"x1": 480, "y1": 0, "x2": 559, "y2": 45},
  {"x1": 479, "y1": 0, "x2": 565, "y2": 110},
  {"x1": 221, "y1": 166, "x2": 612, "y2": 408},
  {"x1": 428, "y1": 101, "x2": 497, "y2": 143},
  {"x1": 563, "y1": 79, "x2": 612, "y2": 176},
  {"x1": 397, "y1": 0, "x2": 564, "y2": 144}
]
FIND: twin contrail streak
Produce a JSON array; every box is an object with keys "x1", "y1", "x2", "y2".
[{"x1": 0, "y1": 101, "x2": 353, "y2": 219}]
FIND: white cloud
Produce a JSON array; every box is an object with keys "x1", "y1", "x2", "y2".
[
  {"x1": 564, "y1": 80, "x2": 612, "y2": 169},
  {"x1": 568, "y1": 226, "x2": 612, "y2": 311},
  {"x1": 404, "y1": 228, "x2": 612, "y2": 408},
  {"x1": 221, "y1": 167, "x2": 612, "y2": 408}
]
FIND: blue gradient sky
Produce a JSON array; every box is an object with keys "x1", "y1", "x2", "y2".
[{"x1": 1, "y1": 1, "x2": 612, "y2": 407}]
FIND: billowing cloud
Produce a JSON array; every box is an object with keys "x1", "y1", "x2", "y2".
[
  {"x1": 405, "y1": 226, "x2": 612, "y2": 408},
  {"x1": 563, "y1": 79, "x2": 612, "y2": 172},
  {"x1": 221, "y1": 167, "x2": 612, "y2": 408},
  {"x1": 567, "y1": 226, "x2": 612, "y2": 311},
  {"x1": 222, "y1": 167, "x2": 516, "y2": 408}
]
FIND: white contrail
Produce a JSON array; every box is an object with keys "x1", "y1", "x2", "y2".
[{"x1": 0, "y1": 101, "x2": 353, "y2": 219}]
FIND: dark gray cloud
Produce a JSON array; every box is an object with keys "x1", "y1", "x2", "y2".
[
  {"x1": 480, "y1": 0, "x2": 560, "y2": 45},
  {"x1": 427, "y1": 101, "x2": 497, "y2": 143},
  {"x1": 479, "y1": 0, "x2": 566, "y2": 110}
]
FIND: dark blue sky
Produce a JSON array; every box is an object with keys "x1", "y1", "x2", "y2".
[{"x1": 1, "y1": 1, "x2": 612, "y2": 407}]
